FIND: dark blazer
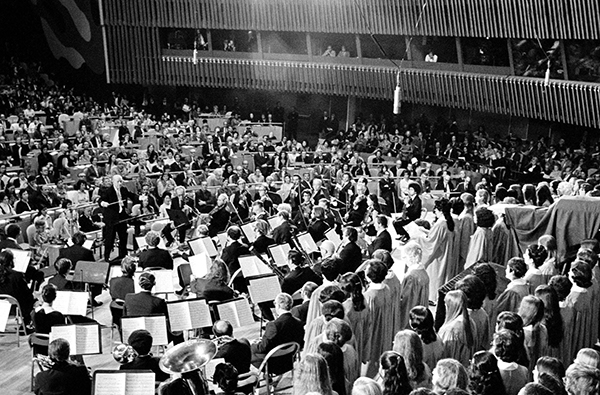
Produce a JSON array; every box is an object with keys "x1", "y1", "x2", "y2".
[
  {"x1": 190, "y1": 278, "x2": 234, "y2": 302},
  {"x1": 33, "y1": 309, "x2": 66, "y2": 334},
  {"x1": 0, "y1": 238, "x2": 21, "y2": 251},
  {"x1": 208, "y1": 206, "x2": 231, "y2": 237},
  {"x1": 214, "y1": 337, "x2": 252, "y2": 374},
  {"x1": 15, "y1": 200, "x2": 32, "y2": 214},
  {"x1": 48, "y1": 274, "x2": 72, "y2": 291},
  {"x1": 272, "y1": 221, "x2": 293, "y2": 245},
  {"x1": 254, "y1": 312, "x2": 304, "y2": 354},
  {"x1": 281, "y1": 267, "x2": 322, "y2": 296},
  {"x1": 109, "y1": 276, "x2": 135, "y2": 301},
  {"x1": 34, "y1": 361, "x2": 91, "y2": 395},
  {"x1": 338, "y1": 242, "x2": 363, "y2": 273},
  {"x1": 308, "y1": 220, "x2": 329, "y2": 243},
  {"x1": 57, "y1": 245, "x2": 95, "y2": 267},
  {"x1": 367, "y1": 229, "x2": 392, "y2": 256},
  {"x1": 221, "y1": 241, "x2": 250, "y2": 275},
  {"x1": 98, "y1": 185, "x2": 136, "y2": 224},
  {"x1": 0, "y1": 269, "x2": 34, "y2": 322},
  {"x1": 435, "y1": 179, "x2": 455, "y2": 193},
  {"x1": 291, "y1": 300, "x2": 310, "y2": 325},
  {"x1": 121, "y1": 355, "x2": 170, "y2": 382},
  {"x1": 405, "y1": 196, "x2": 423, "y2": 222},
  {"x1": 123, "y1": 291, "x2": 167, "y2": 317},
  {"x1": 253, "y1": 235, "x2": 275, "y2": 254},
  {"x1": 138, "y1": 247, "x2": 174, "y2": 270}
]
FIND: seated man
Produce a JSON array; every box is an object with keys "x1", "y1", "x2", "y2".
[
  {"x1": 120, "y1": 329, "x2": 170, "y2": 382},
  {"x1": 281, "y1": 249, "x2": 322, "y2": 296},
  {"x1": 34, "y1": 338, "x2": 92, "y2": 395},
  {"x1": 213, "y1": 320, "x2": 252, "y2": 377},
  {"x1": 138, "y1": 231, "x2": 173, "y2": 270},
  {"x1": 251, "y1": 293, "x2": 304, "y2": 370},
  {"x1": 291, "y1": 281, "x2": 319, "y2": 326},
  {"x1": 48, "y1": 258, "x2": 73, "y2": 291},
  {"x1": 58, "y1": 232, "x2": 94, "y2": 267}
]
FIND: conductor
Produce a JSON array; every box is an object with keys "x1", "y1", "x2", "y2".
[{"x1": 99, "y1": 175, "x2": 136, "y2": 262}]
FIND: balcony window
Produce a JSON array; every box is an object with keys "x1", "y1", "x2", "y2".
[
  {"x1": 310, "y1": 33, "x2": 356, "y2": 58},
  {"x1": 565, "y1": 40, "x2": 600, "y2": 83},
  {"x1": 511, "y1": 39, "x2": 564, "y2": 79},
  {"x1": 461, "y1": 38, "x2": 509, "y2": 66},
  {"x1": 261, "y1": 31, "x2": 307, "y2": 55},
  {"x1": 359, "y1": 34, "x2": 407, "y2": 60},
  {"x1": 211, "y1": 29, "x2": 258, "y2": 53},
  {"x1": 409, "y1": 36, "x2": 458, "y2": 63}
]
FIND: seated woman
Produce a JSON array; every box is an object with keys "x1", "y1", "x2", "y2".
[
  {"x1": 30, "y1": 217, "x2": 51, "y2": 263},
  {"x1": 33, "y1": 284, "x2": 66, "y2": 334},
  {"x1": 0, "y1": 250, "x2": 34, "y2": 327},
  {"x1": 33, "y1": 338, "x2": 91, "y2": 395},
  {"x1": 251, "y1": 220, "x2": 275, "y2": 255},
  {"x1": 109, "y1": 257, "x2": 136, "y2": 301},
  {"x1": 190, "y1": 259, "x2": 235, "y2": 302}
]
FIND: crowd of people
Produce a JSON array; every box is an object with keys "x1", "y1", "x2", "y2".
[{"x1": 0, "y1": 54, "x2": 600, "y2": 395}]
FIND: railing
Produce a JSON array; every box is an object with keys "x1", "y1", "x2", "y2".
[{"x1": 103, "y1": 0, "x2": 600, "y2": 40}]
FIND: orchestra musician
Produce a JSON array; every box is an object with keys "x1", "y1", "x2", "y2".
[
  {"x1": 334, "y1": 172, "x2": 354, "y2": 214},
  {"x1": 99, "y1": 174, "x2": 137, "y2": 262},
  {"x1": 208, "y1": 193, "x2": 231, "y2": 237},
  {"x1": 251, "y1": 220, "x2": 275, "y2": 254},
  {"x1": 230, "y1": 179, "x2": 253, "y2": 222},
  {"x1": 310, "y1": 178, "x2": 329, "y2": 205},
  {"x1": 392, "y1": 181, "x2": 423, "y2": 243},
  {"x1": 272, "y1": 208, "x2": 294, "y2": 246},
  {"x1": 344, "y1": 195, "x2": 367, "y2": 227},
  {"x1": 308, "y1": 206, "x2": 329, "y2": 243},
  {"x1": 255, "y1": 183, "x2": 274, "y2": 215},
  {"x1": 171, "y1": 186, "x2": 194, "y2": 243},
  {"x1": 294, "y1": 190, "x2": 313, "y2": 231}
]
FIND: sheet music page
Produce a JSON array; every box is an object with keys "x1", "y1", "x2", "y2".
[
  {"x1": 189, "y1": 299, "x2": 212, "y2": 328},
  {"x1": 404, "y1": 222, "x2": 428, "y2": 239},
  {"x1": 233, "y1": 298, "x2": 255, "y2": 327},
  {"x1": 189, "y1": 253, "x2": 211, "y2": 278},
  {"x1": 69, "y1": 292, "x2": 89, "y2": 316},
  {"x1": 7, "y1": 248, "x2": 30, "y2": 273},
  {"x1": 255, "y1": 256, "x2": 272, "y2": 275},
  {"x1": 0, "y1": 300, "x2": 11, "y2": 332},
  {"x1": 121, "y1": 317, "x2": 144, "y2": 346},
  {"x1": 239, "y1": 256, "x2": 260, "y2": 277},
  {"x1": 135, "y1": 237, "x2": 147, "y2": 248},
  {"x1": 201, "y1": 237, "x2": 218, "y2": 257},
  {"x1": 297, "y1": 233, "x2": 319, "y2": 253},
  {"x1": 52, "y1": 291, "x2": 81, "y2": 316},
  {"x1": 268, "y1": 216, "x2": 283, "y2": 230},
  {"x1": 83, "y1": 239, "x2": 94, "y2": 250},
  {"x1": 94, "y1": 372, "x2": 127, "y2": 395},
  {"x1": 325, "y1": 229, "x2": 342, "y2": 248},
  {"x1": 216, "y1": 233, "x2": 228, "y2": 250},
  {"x1": 205, "y1": 358, "x2": 225, "y2": 380},
  {"x1": 217, "y1": 301, "x2": 241, "y2": 327},
  {"x1": 248, "y1": 276, "x2": 282, "y2": 304},
  {"x1": 241, "y1": 222, "x2": 257, "y2": 243},
  {"x1": 167, "y1": 301, "x2": 193, "y2": 332},
  {"x1": 188, "y1": 238, "x2": 204, "y2": 255},
  {"x1": 152, "y1": 270, "x2": 175, "y2": 294},
  {"x1": 50, "y1": 326, "x2": 76, "y2": 353},
  {"x1": 144, "y1": 316, "x2": 169, "y2": 346},
  {"x1": 125, "y1": 372, "x2": 156, "y2": 395},
  {"x1": 269, "y1": 244, "x2": 291, "y2": 266},
  {"x1": 76, "y1": 324, "x2": 101, "y2": 355}
]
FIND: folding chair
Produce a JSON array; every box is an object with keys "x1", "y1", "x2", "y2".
[
  {"x1": 253, "y1": 342, "x2": 300, "y2": 395},
  {"x1": 0, "y1": 294, "x2": 27, "y2": 347},
  {"x1": 28, "y1": 333, "x2": 49, "y2": 390},
  {"x1": 110, "y1": 299, "x2": 125, "y2": 342}
]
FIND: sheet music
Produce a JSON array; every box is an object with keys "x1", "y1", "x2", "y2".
[
  {"x1": 125, "y1": 372, "x2": 155, "y2": 395},
  {"x1": 269, "y1": 244, "x2": 290, "y2": 266},
  {"x1": 76, "y1": 324, "x2": 101, "y2": 355},
  {"x1": 50, "y1": 325, "x2": 76, "y2": 351},
  {"x1": 205, "y1": 358, "x2": 225, "y2": 380},
  {"x1": 0, "y1": 300, "x2": 11, "y2": 332},
  {"x1": 53, "y1": 291, "x2": 88, "y2": 316},
  {"x1": 325, "y1": 229, "x2": 342, "y2": 248},
  {"x1": 134, "y1": 270, "x2": 175, "y2": 294},
  {"x1": 94, "y1": 372, "x2": 127, "y2": 395},
  {"x1": 188, "y1": 253, "x2": 211, "y2": 278},
  {"x1": 216, "y1": 233, "x2": 228, "y2": 250},
  {"x1": 239, "y1": 256, "x2": 271, "y2": 278},
  {"x1": 248, "y1": 275, "x2": 282, "y2": 304},
  {"x1": 216, "y1": 298, "x2": 254, "y2": 328},
  {"x1": 167, "y1": 299, "x2": 212, "y2": 331},
  {"x1": 7, "y1": 248, "x2": 30, "y2": 273},
  {"x1": 404, "y1": 222, "x2": 428, "y2": 239},
  {"x1": 297, "y1": 232, "x2": 319, "y2": 253},
  {"x1": 136, "y1": 237, "x2": 166, "y2": 249},
  {"x1": 241, "y1": 222, "x2": 257, "y2": 243},
  {"x1": 83, "y1": 239, "x2": 94, "y2": 250},
  {"x1": 268, "y1": 216, "x2": 283, "y2": 230},
  {"x1": 144, "y1": 316, "x2": 169, "y2": 346},
  {"x1": 121, "y1": 317, "x2": 144, "y2": 346},
  {"x1": 200, "y1": 238, "x2": 218, "y2": 257}
]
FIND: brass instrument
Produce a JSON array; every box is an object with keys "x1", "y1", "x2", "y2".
[
  {"x1": 112, "y1": 343, "x2": 138, "y2": 364},
  {"x1": 159, "y1": 338, "x2": 217, "y2": 374}
]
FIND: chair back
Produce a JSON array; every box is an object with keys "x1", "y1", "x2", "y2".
[
  {"x1": 228, "y1": 268, "x2": 242, "y2": 289},
  {"x1": 256, "y1": 341, "x2": 300, "y2": 377},
  {"x1": 177, "y1": 263, "x2": 192, "y2": 288},
  {"x1": 26, "y1": 224, "x2": 36, "y2": 246},
  {"x1": 0, "y1": 294, "x2": 25, "y2": 346}
]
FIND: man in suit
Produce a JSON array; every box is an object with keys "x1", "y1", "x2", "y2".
[
  {"x1": 99, "y1": 174, "x2": 137, "y2": 262},
  {"x1": 291, "y1": 282, "x2": 319, "y2": 325},
  {"x1": 208, "y1": 193, "x2": 231, "y2": 237},
  {"x1": 170, "y1": 186, "x2": 192, "y2": 243},
  {"x1": 272, "y1": 210, "x2": 294, "y2": 246},
  {"x1": 337, "y1": 227, "x2": 363, "y2": 273},
  {"x1": 58, "y1": 232, "x2": 95, "y2": 267},
  {"x1": 138, "y1": 231, "x2": 173, "y2": 270},
  {"x1": 212, "y1": 320, "x2": 252, "y2": 377},
  {"x1": 251, "y1": 293, "x2": 304, "y2": 368},
  {"x1": 367, "y1": 215, "x2": 392, "y2": 256},
  {"x1": 393, "y1": 181, "x2": 423, "y2": 242},
  {"x1": 35, "y1": 166, "x2": 53, "y2": 185},
  {"x1": 435, "y1": 170, "x2": 455, "y2": 194},
  {"x1": 281, "y1": 250, "x2": 322, "y2": 295},
  {"x1": 253, "y1": 143, "x2": 272, "y2": 177},
  {"x1": 220, "y1": 226, "x2": 250, "y2": 290},
  {"x1": 34, "y1": 338, "x2": 92, "y2": 395},
  {"x1": 120, "y1": 329, "x2": 170, "y2": 382}
]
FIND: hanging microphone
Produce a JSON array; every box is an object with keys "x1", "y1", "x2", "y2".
[
  {"x1": 544, "y1": 60, "x2": 551, "y2": 86},
  {"x1": 393, "y1": 72, "x2": 401, "y2": 114}
]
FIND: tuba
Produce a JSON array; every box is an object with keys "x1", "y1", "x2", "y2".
[{"x1": 112, "y1": 343, "x2": 138, "y2": 364}]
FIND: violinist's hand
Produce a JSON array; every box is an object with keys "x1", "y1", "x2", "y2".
[{"x1": 100, "y1": 201, "x2": 109, "y2": 208}]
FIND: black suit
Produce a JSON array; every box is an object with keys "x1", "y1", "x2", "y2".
[
  {"x1": 254, "y1": 152, "x2": 272, "y2": 176},
  {"x1": 34, "y1": 361, "x2": 91, "y2": 395},
  {"x1": 221, "y1": 241, "x2": 250, "y2": 277},
  {"x1": 123, "y1": 291, "x2": 167, "y2": 317},
  {"x1": 252, "y1": 312, "x2": 304, "y2": 373},
  {"x1": 57, "y1": 245, "x2": 95, "y2": 267},
  {"x1": 208, "y1": 206, "x2": 230, "y2": 237},
  {"x1": 291, "y1": 301, "x2": 309, "y2": 325},
  {"x1": 121, "y1": 355, "x2": 170, "y2": 382},
  {"x1": 308, "y1": 219, "x2": 329, "y2": 243},
  {"x1": 0, "y1": 269, "x2": 34, "y2": 325},
  {"x1": 338, "y1": 242, "x2": 363, "y2": 273},
  {"x1": 0, "y1": 238, "x2": 21, "y2": 251},
  {"x1": 393, "y1": 196, "x2": 422, "y2": 239},
  {"x1": 272, "y1": 221, "x2": 293, "y2": 246},
  {"x1": 0, "y1": 239, "x2": 43, "y2": 289},
  {"x1": 367, "y1": 229, "x2": 392, "y2": 256},
  {"x1": 138, "y1": 247, "x2": 174, "y2": 270},
  {"x1": 281, "y1": 267, "x2": 322, "y2": 295},
  {"x1": 99, "y1": 185, "x2": 136, "y2": 260},
  {"x1": 253, "y1": 235, "x2": 275, "y2": 254},
  {"x1": 214, "y1": 337, "x2": 252, "y2": 374}
]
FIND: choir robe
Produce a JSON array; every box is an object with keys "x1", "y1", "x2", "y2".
[
  {"x1": 524, "y1": 268, "x2": 546, "y2": 293},
  {"x1": 303, "y1": 315, "x2": 326, "y2": 354},
  {"x1": 470, "y1": 308, "x2": 491, "y2": 352},
  {"x1": 364, "y1": 283, "x2": 394, "y2": 377},
  {"x1": 419, "y1": 218, "x2": 457, "y2": 302},
  {"x1": 457, "y1": 211, "x2": 475, "y2": 268},
  {"x1": 494, "y1": 279, "x2": 530, "y2": 319},
  {"x1": 449, "y1": 214, "x2": 464, "y2": 281},
  {"x1": 398, "y1": 264, "x2": 430, "y2": 330},
  {"x1": 523, "y1": 324, "x2": 549, "y2": 371},
  {"x1": 491, "y1": 217, "x2": 510, "y2": 266},
  {"x1": 482, "y1": 297, "x2": 499, "y2": 334},
  {"x1": 343, "y1": 299, "x2": 371, "y2": 364},
  {"x1": 438, "y1": 315, "x2": 478, "y2": 366},
  {"x1": 304, "y1": 280, "x2": 336, "y2": 334},
  {"x1": 556, "y1": 300, "x2": 575, "y2": 363},
  {"x1": 383, "y1": 270, "x2": 403, "y2": 334},
  {"x1": 422, "y1": 335, "x2": 444, "y2": 371},
  {"x1": 539, "y1": 259, "x2": 558, "y2": 284},
  {"x1": 341, "y1": 343, "x2": 360, "y2": 395},
  {"x1": 464, "y1": 227, "x2": 494, "y2": 269},
  {"x1": 565, "y1": 286, "x2": 599, "y2": 361}
]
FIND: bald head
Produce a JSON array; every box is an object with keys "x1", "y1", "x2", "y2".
[
  {"x1": 320, "y1": 240, "x2": 335, "y2": 258},
  {"x1": 212, "y1": 320, "x2": 233, "y2": 337}
]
